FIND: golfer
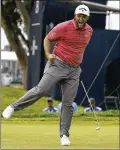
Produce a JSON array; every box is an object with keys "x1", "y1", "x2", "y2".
[{"x1": 3, "y1": 4, "x2": 93, "y2": 146}]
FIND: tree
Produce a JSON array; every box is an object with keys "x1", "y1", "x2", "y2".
[{"x1": 1, "y1": 0, "x2": 33, "y2": 89}]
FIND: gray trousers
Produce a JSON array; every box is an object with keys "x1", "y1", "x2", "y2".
[{"x1": 11, "y1": 57, "x2": 81, "y2": 137}]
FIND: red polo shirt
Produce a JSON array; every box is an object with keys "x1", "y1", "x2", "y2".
[{"x1": 47, "y1": 19, "x2": 93, "y2": 65}]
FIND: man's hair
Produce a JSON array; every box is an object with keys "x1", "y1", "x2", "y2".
[{"x1": 48, "y1": 97, "x2": 53, "y2": 102}]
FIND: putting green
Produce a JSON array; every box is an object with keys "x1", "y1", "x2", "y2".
[{"x1": 1, "y1": 121, "x2": 119, "y2": 149}]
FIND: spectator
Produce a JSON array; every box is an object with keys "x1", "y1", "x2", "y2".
[
  {"x1": 84, "y1": 98, "x2": 102, "y2": 112},
  {"x1": 57, "y1": 102, "x2": 78, "y2": 112},
  {"x1": 43, "y1": 97, "x2": 58, "y2": 113}
]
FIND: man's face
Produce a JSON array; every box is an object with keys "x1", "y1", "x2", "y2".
[
  {"x1": 89, "y1": 103, "x2": 95, "y2": 108},
  {"x1": 48, "y1": 101, "x2": 53, "y2": 107},
  {"x1": 74, "y1": 14, "x2": 89, "y2": 29}
]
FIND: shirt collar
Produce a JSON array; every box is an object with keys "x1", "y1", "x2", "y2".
[
  {"x1": 72, "y1": 19, "x2": 88, "y2": 31},
  {"x1": 72, "y1": 19, "x2": 78, "y2": 30}
]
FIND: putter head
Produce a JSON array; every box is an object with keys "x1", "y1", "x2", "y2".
[{"x1": 96, "y1": 126, "x2": 100, "y2": 130}]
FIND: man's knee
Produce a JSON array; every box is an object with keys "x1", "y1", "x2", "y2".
[
  {"x1": 62, "y1": 101, "x2": 73, "y2": 108},
  {"x1": 33, "y1": 85, "x2": 50, "y2": 96},
  {"x1": 30, "y1": 85, "x2": 44, "y2": 96}
]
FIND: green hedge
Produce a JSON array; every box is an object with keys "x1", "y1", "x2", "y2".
[{"x1": 1, "y1": 86, "x2": 119, "y2": 121}]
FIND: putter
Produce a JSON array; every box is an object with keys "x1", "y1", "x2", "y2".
[{"x1": 80, "y1": 80, "x2": 101, "y2": 130}]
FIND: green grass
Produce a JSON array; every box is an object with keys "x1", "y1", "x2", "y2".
[
  {"x1": 1, "y1": 122, "x2": 119, "y2": 149},
  {"x1": 1, "y1": 86, "x2": 120, "y2": 149}
]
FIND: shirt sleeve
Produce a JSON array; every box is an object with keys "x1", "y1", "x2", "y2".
[
  {"x1": 54, "y1": 108, "x2": 59, "y2": 113},
  {"x1": 57, "y1": 103, "x2": 62, "y2": 112},
  {"x1": 87, "y1": 29, "x2": 93, "y2": 45},
  {"x1": 43, "y1": 108, "x2": 47, "y2": 112},
  {"x1": 73, "y1": 102, "x2": 78, "y2": 112},
  {"x1": 84, "y1": 108, "x2": 90, "y2": 112},
  {"x1": 97, "y1": 107, "x2": 102, "y2": 111},
  {"x1": 47, "y1": 23, "x2": 66, "y2": 41}
]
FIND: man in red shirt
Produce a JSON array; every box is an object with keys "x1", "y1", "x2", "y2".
[{"x1": 3, "y1": 4, "x2": 93, "y2": 146}]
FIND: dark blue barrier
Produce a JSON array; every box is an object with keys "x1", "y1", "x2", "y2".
[{"x1": 27, "y1": 1, "x2": 45, "y2": 89}]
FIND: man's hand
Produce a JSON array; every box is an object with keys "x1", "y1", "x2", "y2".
[{"x1": 48, "y1": 54, "x2": 56, "y2": 63}]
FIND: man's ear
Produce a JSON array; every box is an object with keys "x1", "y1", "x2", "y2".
[{"x1": 87, "y1": 16, "x2": 89, "y2": 22}]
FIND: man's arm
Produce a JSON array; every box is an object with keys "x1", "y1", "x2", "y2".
[
  {"x1": 44, "y1": 23, "x2": 66, "y2": 63},
  {"x1": 44, "y1": 36, "x2": 55, "y2": 63},
  {"x1": 87, "y1": 29, "x2": 93, "y2": 45}
]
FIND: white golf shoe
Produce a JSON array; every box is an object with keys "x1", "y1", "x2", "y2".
[
  {"x1": 60, "y1": 135, "x2": 71, "y2": 146},
  {"x1": 2, "y1": 105, "x2": 14, "y2": 119}
]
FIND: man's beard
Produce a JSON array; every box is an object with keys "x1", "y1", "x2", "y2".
[
  {"x1": 75, "y1": 18, "x2": 86, "y2": 29},
  {"x1": 77, "y1": 20, "x2": 86, "y2": 28}
]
